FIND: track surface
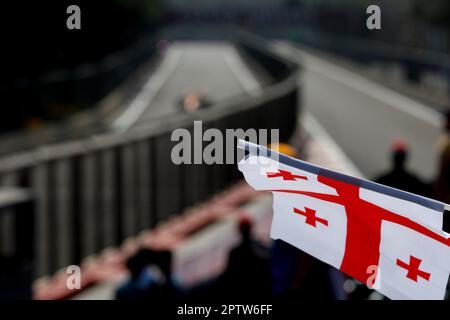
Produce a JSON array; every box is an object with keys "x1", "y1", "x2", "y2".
[
  {"x1": 113, "y1": 42, "x2": 262, "y2": 130},
  {"x1": 274, "y1": 43, "x2": 443, "y2": 181}
]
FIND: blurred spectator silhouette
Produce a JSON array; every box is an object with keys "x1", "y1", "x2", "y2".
[
  {"x1": 270, "y1": 240, "x2": 299, "y2": 297},
  {"x1": 374, "y1": 140, "x2": 430, "y2": 197},
  {"x1": 435, "y1": 111, "x2": 450, "y2": 204},
  {"x1": 296, "y1": 253, "x2": 347, "y2": 300},
  {"x1": 271, "y1": 240, "x2": 347, "y2": 300},
  {"x1": 115, "y1": 248, "x2": 175, "y2": 302},
  {"x1": 218, "y1": 215, "x2": 271, "y2": 300}
]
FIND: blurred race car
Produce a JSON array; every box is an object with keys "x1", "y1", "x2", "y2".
[{"x1": 179, "y1": 91, "x2": 211, "y2": 113}]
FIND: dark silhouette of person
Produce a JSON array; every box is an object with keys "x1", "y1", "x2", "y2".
[
  {"x1": 271, "y1": 239, "x2": 346, "y2": 301},
  {"x1": 270, "y1": 240, "x2": 299, "y2": 297},
  {"x1": 218, "y1": 215, "x2": 271, "y2": 301},
  {"x1": 115, "y1": 248, "x2": 175, "y2": 302},
  {"x1": 375, "y1": 140, "x2": 430, "y2": 197}
]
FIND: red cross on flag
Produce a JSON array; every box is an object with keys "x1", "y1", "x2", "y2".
[{"x1": 237, "y1": 140, "x2": 450, "y2": 300}]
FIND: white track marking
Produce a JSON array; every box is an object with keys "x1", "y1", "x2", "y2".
[
  {"x1": 275, "y1": 42, "x2": 444, "y2": 128},
  {"x1": 303, "y1": 112, "x2": 365, "y2": 179},
  {"x1": 223, "y1": 47, "x2": 263, "y2": 96},
  {"x1": 112, "y1": 49, "x2": 182, "y2": 131}
]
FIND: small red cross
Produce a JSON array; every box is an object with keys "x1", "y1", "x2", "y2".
[
  {"x1": 396, "y1": 255, "x2": 431, "y2": 282},
  {"x1": 266, "y1": 170, "x2": 307, "y2": 181},
  {"x1": 293, "y1": 207, "x2": 328, "y2": 227}
]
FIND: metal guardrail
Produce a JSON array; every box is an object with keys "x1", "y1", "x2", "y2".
[{"x1": 0, "y1": 32, "x2": 301, "y2": 279}]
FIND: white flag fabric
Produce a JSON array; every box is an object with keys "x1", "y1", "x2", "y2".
[{"x1": 237, "y1": 140, "x2": 450, "y2": 300}]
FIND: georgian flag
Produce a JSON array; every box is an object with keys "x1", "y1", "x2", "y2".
[{"x1": 237, "y1": 140, "x2": 450, "y2": 300}]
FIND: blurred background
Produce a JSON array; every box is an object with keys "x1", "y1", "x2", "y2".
[
  {"x1": 2, "y1": 0, "x2": 450, "y2": 134},
  {"x1": 0, "y1": 0, "x2": 449, "y2": 301}
]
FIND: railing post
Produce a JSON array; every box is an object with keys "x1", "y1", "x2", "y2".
[
  {"x1": 99, "y1": 149, "x2": 118, "y2": 249},
  {"x1": 80, "y1": 153, "x2": 97, "y2": 258},
  {"x1": 137, "y1": 140, "x2": 152, "y2": 231},
  {"x1": 54, "y1": 159, "x2": 74, "y2": 269}
]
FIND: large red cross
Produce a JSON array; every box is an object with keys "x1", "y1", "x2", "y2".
[
  {"x1": 396, "y1": 255, "x2": 431, "y2": 282},
  {"x1": 269, "y1": 173, "x2": 450, "y2": 283},
  {"x1": 293, "y1": 207, "x2": 328, "y2": 227},
  {"x1": 266, "y1": 170, "x2": 307, "y2": 181}
]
